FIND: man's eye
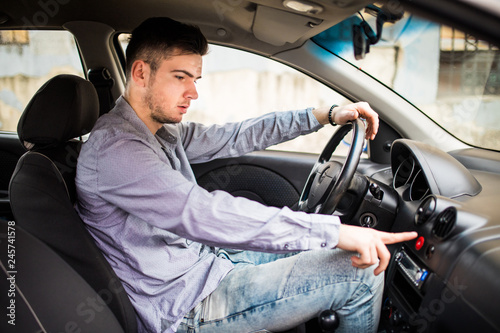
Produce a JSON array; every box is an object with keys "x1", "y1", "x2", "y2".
[{"x1": 175, "y1": 75, "x2": 184, "y2": 80}]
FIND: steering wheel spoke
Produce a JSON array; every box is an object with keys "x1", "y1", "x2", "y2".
[{"x1": 298, "y1": 119, "x2": 365, "y2": 215}]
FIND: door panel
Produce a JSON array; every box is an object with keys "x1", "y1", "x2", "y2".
[
  {"x1": 192, "y1": 150, "x2": 317, "y2": 209},
  {"x1": 192, "y1": 149, "x2": 391, "y2": 210}
]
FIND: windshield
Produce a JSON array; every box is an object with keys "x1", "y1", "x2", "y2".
[{"x1": 313, "y1": 11, "x2": 500, "y2": 151}]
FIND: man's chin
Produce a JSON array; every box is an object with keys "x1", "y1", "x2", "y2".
[{"x1": 152, "y1": 115, "x2": 183, "y2": 125}]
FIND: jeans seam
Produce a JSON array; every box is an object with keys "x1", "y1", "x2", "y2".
[
  {"x1": 344, "y1": 280, "x2": 380, "y2": 332},
  {"x1": 282, "y1": 267, "x2": 357, "y2": 300},
  {"x1": 198, "y1": 280, "x2": 362, "y2": 327},
  {"x1": 278, "y1": 252, "x2": 301, "y2": 299},
  {"x1": 198, "y1": 290, "x2": 318, "y2": 330}
]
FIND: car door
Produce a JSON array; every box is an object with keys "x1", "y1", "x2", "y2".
[{"x1": 0, "y1": 29, "x2": 84, "y2": 220}]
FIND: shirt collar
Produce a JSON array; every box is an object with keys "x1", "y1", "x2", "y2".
[{"x1": 114, "y1": 96, "x2": 178, "y2": 146}]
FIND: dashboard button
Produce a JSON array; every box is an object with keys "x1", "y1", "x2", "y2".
[
  {"x1": 415, "y1": 236, "x2": 425, "y2": 250},
  {"x1": 420, "y1": 270, "x2": 429, "y2": 282}
]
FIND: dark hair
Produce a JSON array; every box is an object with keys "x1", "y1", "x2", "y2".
[{"x1": 125, "y1": 17, "x2": 208, "y2": 80}]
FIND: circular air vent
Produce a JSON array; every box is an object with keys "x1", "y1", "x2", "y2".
[
  {"x1": 433, "y1": 207, "x2": 457, "y2": 238},
  {"x1": 415, "y1": 196, "x2": 436, "y2": 225}
]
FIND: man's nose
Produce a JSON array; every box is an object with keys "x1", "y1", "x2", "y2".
[{"x1": 185, "y1": 81, "x2": 198, "y2": 100}]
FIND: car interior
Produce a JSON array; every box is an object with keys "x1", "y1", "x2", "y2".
[{"x1": 1, "y1": 0, "x2": 500, "y2": 332}]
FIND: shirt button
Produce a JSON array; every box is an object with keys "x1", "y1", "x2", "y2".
[{"x1": 321, "y1": 242, "x2": 327, "y2": 247}]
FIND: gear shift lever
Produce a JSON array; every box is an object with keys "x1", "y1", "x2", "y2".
[{"x1": 318, "y1": 309, "x2": 340, "y2": 332}]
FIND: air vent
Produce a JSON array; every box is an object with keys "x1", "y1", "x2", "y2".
[
  {"x1": 415, "y1": 196, "x2": 436, "y2": 225},
  {"x1": 433, "y1": 207, "x2": 456, "y2": 238}
]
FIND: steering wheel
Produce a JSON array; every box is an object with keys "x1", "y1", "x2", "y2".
[{"x1": 298, "y1": 118, "x2": 365, "y2": 215}]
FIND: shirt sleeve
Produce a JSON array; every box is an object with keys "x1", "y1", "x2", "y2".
[
  {"x1": 95, "y1": 134, "x2": 340, "y2": 253},
  {"x1": 179, "y1": 108, "x2": 323, "y2": 163}
]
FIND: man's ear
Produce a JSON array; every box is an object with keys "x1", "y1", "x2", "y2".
[{"x1": 130, "y1": 60, "x2": 150, "y2": 88}]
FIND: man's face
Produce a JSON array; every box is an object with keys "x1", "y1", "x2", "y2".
[{"x1": 143, "y1": 52, "x2": 202, "y2": 125}]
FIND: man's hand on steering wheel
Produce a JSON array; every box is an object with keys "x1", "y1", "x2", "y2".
[{"x1": 312, "y1": 102, "x2": 379, "y2": 140}]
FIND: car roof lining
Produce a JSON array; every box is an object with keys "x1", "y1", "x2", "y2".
[
  {"x1": 2, "y1": 0, "x2": 500, "y2": 49},
  {"x1": 0, "y1": 0, "x2": 372, "y2": 53}
]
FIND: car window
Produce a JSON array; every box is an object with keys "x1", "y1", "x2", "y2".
[
  {"x1": 118, "y1": 34, "x2": 355, "y2": 155},
  {"x1": 0, "y1": 30, "x2": 84, "y2": 132},
  {"x1": 313, "y1": 13, "x2": 500, "y2": 151}
]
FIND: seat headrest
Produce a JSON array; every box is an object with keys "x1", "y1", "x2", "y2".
[{"x1": 18, "y1": 74, "x2": 99, "y2": 149}]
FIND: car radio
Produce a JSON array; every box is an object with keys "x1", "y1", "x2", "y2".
[{"x1": 394, "y1": 248, "x2": 429, "y2": 290}]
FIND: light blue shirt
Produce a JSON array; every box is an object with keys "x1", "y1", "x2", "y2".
[{"x1": 75, "y1": 96, "x2": 341, "y2": 332}]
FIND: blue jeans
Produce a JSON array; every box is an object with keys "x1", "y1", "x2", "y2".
[{"x1": 177, "y1": 248, "x2": 383, "y2": 333}]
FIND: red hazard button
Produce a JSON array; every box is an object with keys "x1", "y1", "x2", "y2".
[{"x1": 415, "y1": 236, "x2": 425, "y2": 251}]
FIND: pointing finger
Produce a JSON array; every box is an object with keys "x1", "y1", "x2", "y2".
[{"x1": 380, "y1": 231, "x2": 418, "y2": 245}]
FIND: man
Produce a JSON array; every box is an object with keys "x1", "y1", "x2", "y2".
[{"x1": 75, "y1": 17, "x2": 417, "y2": 333}]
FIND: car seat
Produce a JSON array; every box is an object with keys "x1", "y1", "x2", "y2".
[
  {"x1": 8, "y1": 74, "x2": 137, "y2": 332},
  {"x1": 0, "y1": 218, "x2": 125, "y2": 332}
]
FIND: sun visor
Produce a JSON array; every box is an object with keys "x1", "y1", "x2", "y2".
[{"x1": 252, "y1": 5, "x2": 322, "y2": 46}]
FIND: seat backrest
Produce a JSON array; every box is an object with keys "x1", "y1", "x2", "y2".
[
  {"x1": 8, "y1": 75, "x2": 137, "y2": 333},
  {"x1": 0, "y1": 219, "x2": 124, "y2": 333}
]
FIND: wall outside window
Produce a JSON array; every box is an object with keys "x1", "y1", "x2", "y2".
[{"x1": 0, "y1": 30, "x2": 83, "y2": 132}]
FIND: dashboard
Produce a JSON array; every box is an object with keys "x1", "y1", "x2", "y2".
[
  {"x1": 364, "y1": 139, "x2": 500, "y2": 332},
  {"x1": 390, "y1": 140, "x2": 482, "y2": 201}
]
